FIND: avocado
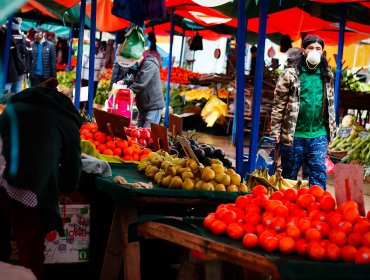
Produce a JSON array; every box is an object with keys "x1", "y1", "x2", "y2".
[{"x1": 213, "y1": 148, "x2": 225, "y2": 159}]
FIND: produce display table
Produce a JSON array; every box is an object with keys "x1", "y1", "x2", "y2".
[
  {"x1": 339, "y1": 91, "x2": 370, "y2": 126},
  {"x1": 131, "y1": 217, "x2": 370, "y2": 280},
  {"x1": 94, "y1": 163, "x2": 243, "y2": 280}
]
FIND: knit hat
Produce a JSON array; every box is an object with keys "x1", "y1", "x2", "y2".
[{"x1": 302, "y1": 35, "x2": 324, "y2": 49}]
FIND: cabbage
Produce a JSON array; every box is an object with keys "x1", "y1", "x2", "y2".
[{"x1": 341, "y1": 115, "x2": 355, "y2": 128}]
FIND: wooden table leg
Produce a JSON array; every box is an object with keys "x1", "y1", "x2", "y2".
[{"x1": 100, "y1": 204, "x2": 141, "y2": 280}]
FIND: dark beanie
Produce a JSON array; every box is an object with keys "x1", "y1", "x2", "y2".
[{"x1": 302, "y1": 35, "x2": 324, "y2": 49}]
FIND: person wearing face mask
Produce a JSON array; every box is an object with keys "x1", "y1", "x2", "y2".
[
  {"x1": 29, "y1": 27, "x2": 56, "y2": 87},
  {"x1": 270, "y1": 35, "x2": 336, "y2": 190}
]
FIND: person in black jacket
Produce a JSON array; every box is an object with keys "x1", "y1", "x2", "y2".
[
  {"x1": 129, "y1": 53, "x2": 164, "y2": 128},
  {"x1": 30, "y1": 27, "x2": 56, "y2": 86},
  {"x1": 0, "y1": 83, "x2": 82, "y2": 280}
]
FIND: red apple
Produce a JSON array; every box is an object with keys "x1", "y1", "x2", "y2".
[
  {"x1": 124, "y1": 127, "x2": 132, "y2": 135},
  {"x1": 130, "y1": 137, "x2": 138, "y2": 143},
  {"x1": 130, "y1": 129, "x2": 141, "y2": 139},
  {"x1": 138, "y1": 138, "x2": 147, "y2": 146},
  {"x1": 140, "y1": 129, "x2": 151, "y2": 139}
]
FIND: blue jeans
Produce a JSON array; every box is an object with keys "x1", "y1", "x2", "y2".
[
  {"x1": 5, "y1": 77, "x2": 23, "y2": 94},
  {"x1": 137, "y1": 109, "x2": 163, "y2": 128},
  {"x1": 281, "y1": 136, "x2": 328, "y2": 189}
]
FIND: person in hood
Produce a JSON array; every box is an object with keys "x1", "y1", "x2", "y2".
[
  {"x1": 270, "y1": 36, "x2": 336, "y2": 190},
  {"x1": 128, "y1": 53, "x2": 164, "y2": 128},
  {"x1": 0, "y1": 80, "x2": 82, "y2": 280}
]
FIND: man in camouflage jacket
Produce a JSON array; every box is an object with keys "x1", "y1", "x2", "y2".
[
  {"x1": 270, "y1": 36, "x2": 336, "y2": 189},
  {"x1": 270, "y1": 67, "x2": 336, "y2": 145}
]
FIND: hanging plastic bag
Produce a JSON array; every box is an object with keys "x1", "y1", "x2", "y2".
[
  {"x1": 325, "y1": 154, "x2": 335, "y2": 175},
  {"x1": 120, "y1": 24, "x2": 145, "y2": 59},
  {"x1": 189, "y1": 32, "x2": 203, "y2": 51}
]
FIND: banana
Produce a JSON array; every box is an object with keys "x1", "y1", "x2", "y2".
[
  {"x1": 284, "y1": 178, "x2": 299, "y2": 186},
  {"x1": 293, "y1": 180, "x2": 302, "y2": 190},
  {"x1": 268, "y1": 174, "x2": 276, "y2": 185},
  {"x1": 300, "y1": 180, "x2": 309, "y2": 187},
  {"x1": 250, "y1": 169, "x2": 260, "y2": 178},
  {"x1": 276, "y1": 177, "x2": 287, "y2": 191},
  {"x1": 281, "y1": 178, "x2": 295, "y2": 189},
  {"x1": 262, "y1": 168, "x2": 270, "y2": 181}
]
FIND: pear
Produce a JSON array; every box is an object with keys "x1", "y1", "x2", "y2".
[
  {"x1": 194, "y1": 180, "x2": 204, "y2": 190},
  {"x1": 225, "y1": 168, "x2": 236, "y2": 176},
  {"x1": 138, "y1": 160, "x2": 150, "y2": 172},
  {"x1": 150, "y1": 156, "x2": 163, "y2": 167},
  {"x1": 182, "y1": 178, "x2": 195, "y2": 190},
  {"x1": 214, "y1": 184, "x2": 226, "y2": 192},
  {"x1": 182, "y1": 171, "x2": 194, "y2": 181},
  {"x1": 169, "y1": 176, "x2": 183, "y2": 189},
  {"x1": 173, "y1": 158, "x2": 186, "y2": 167},
  {"x1": 201, "y1": 182, "x2": 215, "y2": 191},
  {"x1": 237, "y1": 184, "x2": 249, "y2": 193},
  {"x1": 215, "y1": 173, "x2": 231, "y2": 186},
  {"x1": 211, "y1": 164, "x2": 225, "y2": 174},
  {"x1": 147, "y1": 152, "x2": 159, "y2": 161},
  {"x1": 201, "y1": 167, "x2": 215, "y2": 182},
  {"x1": 145, "y1": 165, "x2": 159, "y2": 178},
  {"x1": 210, "y1": 158, "x2": 223, "y2": 165},
  {"x1": 177, "y1": 167, "x2": 191, "y2": 175},
  {"x1": 161, "y1": 175, "x2": 172, "y2": 187},
  {"x1": 166, "y1": 166, "x2": 177, "y2": 176},
  {"x1": 186, "y1": 158, "x2": 199, "y2": 171},
  {"x1": 226, "y1": 184, "x2": 239, "y2": 192},
  {"x1": 230, "y1": 173, "x2": 241, "y2": 185},
  {"x1": 209, "y1": 180, "x2": 218, "y2": 187},
  {"x1": 154, "y1": 171, "x2": 166, "y2": 185},
  {"x1": 160, "y1": 160, "x2": 173, "y2": 170}
]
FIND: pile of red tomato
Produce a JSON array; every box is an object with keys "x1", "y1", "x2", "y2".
[
  {"x1": 204, "y1": 185, "x2": 370, "y2": 263},
  {"x1": 160, "y1": 67, "x2": 202, "y2": 84},
  {"x1": 80, "y1": 122, "x2": 152, "y2": 161}
]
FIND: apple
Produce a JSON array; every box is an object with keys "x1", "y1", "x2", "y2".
[
  {"x1": 130, "y1": 129, "x2": 141, "y2": 139},
  {"x1": 130, "y1": 137, "x2": 138, "y2": 143},
  {"x1": 140, "y1": 129, "x2": 151, "y2": 139},
  {"x1": 125, "y1": 127, "x2": 132, "y2": 135},
  {"x1": 138, "y1": 138, "x2": 147, "y2": 147}
]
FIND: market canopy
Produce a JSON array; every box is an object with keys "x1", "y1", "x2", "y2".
[{"x1": 6, "y1": 0, "x2": 369, "y2": 45}]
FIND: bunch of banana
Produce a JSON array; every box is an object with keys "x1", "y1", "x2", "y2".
[{"x1": 247, "y1": 166, "x2": 309, "y2": 193}]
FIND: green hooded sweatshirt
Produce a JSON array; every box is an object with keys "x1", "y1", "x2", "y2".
[{"x1": 294, "y1": 67, "x2": 327, "y2": 138}]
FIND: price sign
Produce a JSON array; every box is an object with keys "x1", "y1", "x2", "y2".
[
  {"x1": 150, "y1": 123, "x2": 170, "y2": 152},
  {"x1": 169, "y1": 114, "x2": 183, "y2": 136},
  {"x1": 93, "y1": 108, "x2": 129, "y2": 140},
  {"x1": 177, "y1": 136, "x2": 201, "y2": 165},
  {"x1": 338, "y1": 127, "x2": 352, "y2": 138},
  {"x1": 360, "y1": 131, "x2": 370, "y2": 138}
]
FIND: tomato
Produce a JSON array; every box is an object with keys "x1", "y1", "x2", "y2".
[
  {"x1": 242, "y1": 233, "x2": 258, "y2": 248},
  {"x1": 226, "y1": 223, "x2": 244, "y2": 239},
  {"x1": 252, "y1": 185, "x2": 268, "y2": 197},
  {"x1": 210, "y1": 220, "x2": 227, "y2": 235}
]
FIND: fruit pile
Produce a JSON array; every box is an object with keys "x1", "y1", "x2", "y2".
[
  {"x1": 160, "y1": 67, "x2": 202, "y2": 84},
  {"x1": 80, "y1": 122, "x2": 152, "y2": 161},
  {"x1": 179, "y1": 88, "x2": 213, "y2": 102},
  {"x1": 124, "y1": 126, "x2": 152, "y2": 147},
  {"x1": 168, "y1": 136, "x2": 233, "y2": 169},
  {"x1": 137, "y1": 149, "x2": 248, "y2": 192},
  {"x1": 204, "y1": 185, "x2": 370, "y2": 263}
]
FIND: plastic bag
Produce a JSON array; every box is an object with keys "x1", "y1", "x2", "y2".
[
  {"x1": 189, "y1": 32, "x2": 203, "y2": 51},
  {"x1": 325, "y1": 154, "x2": 335, "y2": 175},
  {"x1": 121, "y1": 24, "x2": 145, "y2": 59}
]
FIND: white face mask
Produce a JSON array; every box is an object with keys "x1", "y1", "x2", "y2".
[{"x1": 306, "y1": 50, "x2": 321, "y2": 65}]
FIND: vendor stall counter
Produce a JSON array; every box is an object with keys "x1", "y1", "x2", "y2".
[{"x1": 94, "y1": 163, "x2": 243, "y2": 280}]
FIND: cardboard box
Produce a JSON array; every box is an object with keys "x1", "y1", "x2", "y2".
[{"x1": 44, "y1": 205, "x2": 90, "y2": 264}]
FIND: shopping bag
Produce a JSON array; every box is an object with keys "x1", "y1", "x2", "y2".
[
  {"x1": 325, "y1": 154, "x2": 335, "y2": 175},
  {"x1": 120, "y1": 24, "x2": 145, "y2": 59}
]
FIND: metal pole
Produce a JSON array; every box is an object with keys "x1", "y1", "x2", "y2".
[
  {"x1": 334, "y1": 4, "x2": 346, "y2": 125},
  {"x1": 2, "y1": 15, "x2": 13, "y2": 93},
  {"x1": 164, "y1": 8, "x2": 176, "y2": 127},
  {"x1": 179, "y1": 29, "x2": 185, "y2": 67},
  {"x1": 87, "y1": 0, "x2": 97, "y2": 117},
  {"x1": 67, "y1": 23, "x2": 74, "y2": 72},
  {"x1": 74, "y1": 0, "x2": 87, "y2": 110},
  {"x1": 235, "y1": 0, "x2": 247, "y2": 175},
  {"x1": 247, "y1": 0, "x2": 269, "y2": 174}
]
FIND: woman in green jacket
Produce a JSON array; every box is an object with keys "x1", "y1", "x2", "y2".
[{"x1": 270, "y1": 35, "x2": 336, "y2": 189}]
